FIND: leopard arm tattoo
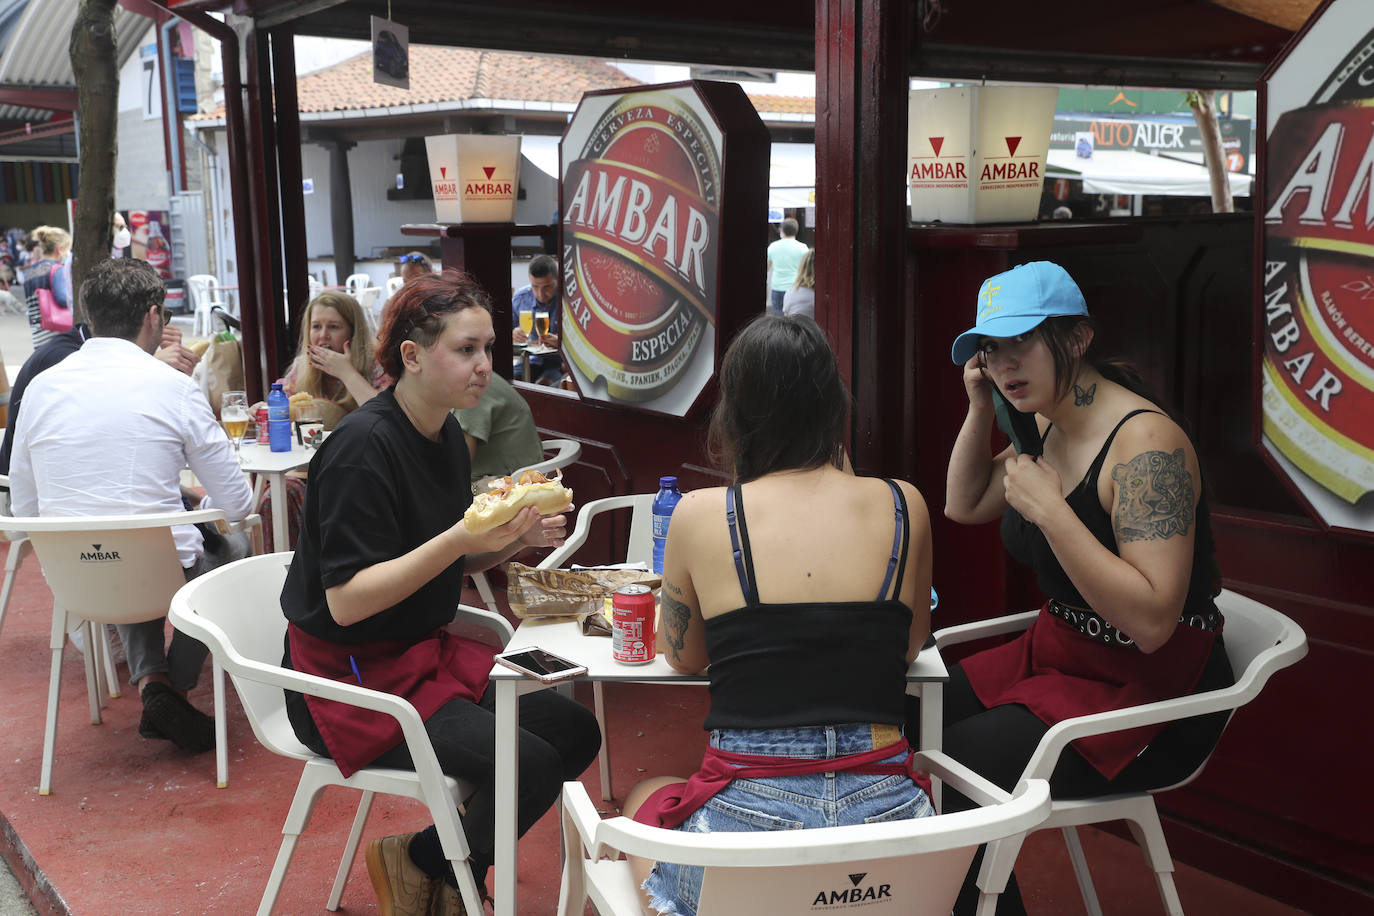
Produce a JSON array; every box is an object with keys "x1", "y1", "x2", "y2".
[
  {"x1": 1110, "y1": 448, "x2": 1196, "y2": 543},
  {"x1": 661, "y1": 579, "x2": 692, "y2": 659}
]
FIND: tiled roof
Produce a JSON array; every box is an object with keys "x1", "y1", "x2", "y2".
[
  {"x1": 747, "y1": 94, "x2": 815, "y2": 117},
  {"x1": 193, "y1": 46, "x2": 640, "y2": 119}
]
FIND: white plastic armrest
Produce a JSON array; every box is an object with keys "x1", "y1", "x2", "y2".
[
  {"x1": 1020, "y1": 678, "x2": 1257, "y2": 781},
  {"x1": 451, "y1": 602, "x2": 514, "y2": 647},
  {"x1": 226, "y1": 652, "x2": 450, "y2": 791},
  {"x1": 912, "y1": 750, "x2": 1014, "y2": 808},
  {"x1": 562, "y1": 781, "x2": 615, "y2": 860},
  {"x1": 223, "y1": 513, "x2": 262, "y2": 534},
  {"x1": 934, "y1": 609, "x2": 1039, "y2": 649},
  {"x1": 538, "y1": 506, "x2": 601, "y2": 570}
]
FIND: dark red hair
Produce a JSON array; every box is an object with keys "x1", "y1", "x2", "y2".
[{"x1": 375, "y1": 269, "x2": 492, "y2": 378}]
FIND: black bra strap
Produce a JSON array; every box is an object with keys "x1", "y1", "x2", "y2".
[
  {"x1": 725, "y1": 485, "x2": 760, "y2": 605},
  {"x1": 878, "y1": 478, "x2": 910, "y2": 602}
]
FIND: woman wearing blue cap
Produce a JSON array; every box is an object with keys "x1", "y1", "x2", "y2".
[{"x1": 933, "y1": 261, "x2": 1234, "y2": 914}]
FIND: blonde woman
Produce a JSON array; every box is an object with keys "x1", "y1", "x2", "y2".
[
  {"x1": 281, "y1": 290, "x2": 391, "y2": 419},
  {"x1": 24, "y1": 226, "x2": 72, "y2": 347},
  {"x1": 782, "y1": 248, "x2": 815, "y2": 319},
  {"x1": 261, "y1": 291, "x2": 392, "y2": 551}
]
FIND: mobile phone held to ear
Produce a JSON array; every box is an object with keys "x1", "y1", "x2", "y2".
[
  {"x1": 494, "y1": 647, "x2": 587, "y2": 683},
  {"x1": 991, "y1": 386, "x2": 1043, "y2": 458}
]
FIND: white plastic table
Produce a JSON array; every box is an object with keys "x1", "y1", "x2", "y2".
[
  {"x1": 487, "y1": 616, "x2": 949, "y2": 916},
  {"x1": 237, "y1": 440, "x2": 315, "y2": 550}
]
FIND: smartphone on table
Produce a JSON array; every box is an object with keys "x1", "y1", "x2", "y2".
[{"x1": 494, "y1": 647, "x2": 587, "y2": 683}]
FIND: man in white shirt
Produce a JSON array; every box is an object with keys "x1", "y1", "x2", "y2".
[{"x1": 10, "y1": 258, "x2": 255, "y2": 754}]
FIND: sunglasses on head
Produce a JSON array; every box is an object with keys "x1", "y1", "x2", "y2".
[{"x1": 399, "y1": 254, "x2": 426, "y2": 264}]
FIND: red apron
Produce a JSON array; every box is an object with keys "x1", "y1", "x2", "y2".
[
  {"x1": 633, "y1": 739, "x2": 931, "y2": 830},
  {"x1": 961, "y1": 603, "x2": 1218, "y2": 779},
  {"x1": 287, "y1": 623, "x2": 497, "y2": 777}
]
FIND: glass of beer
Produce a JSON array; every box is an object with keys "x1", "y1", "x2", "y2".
[
  {"x1": 518, "y1": 308, "x2": 534, "y2": 344},
  {"x1": 221, "y1": 390, "x2": 250, "y2": 463},
  {"x1": 534, "y1": 310, "x2": 550, "y2": 346}
]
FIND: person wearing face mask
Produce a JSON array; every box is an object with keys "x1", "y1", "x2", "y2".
[{"x1": 111, "y1": 211, "x2": 132, "y2": 258}]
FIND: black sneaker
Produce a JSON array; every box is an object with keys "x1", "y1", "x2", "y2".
[{"x1": 138, "y1": 681, "x2": 215, "y2": 753}]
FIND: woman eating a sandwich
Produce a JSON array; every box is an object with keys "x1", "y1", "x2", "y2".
[{"x1": 279, "y1": 270, "x2": 600, "y2": 916}]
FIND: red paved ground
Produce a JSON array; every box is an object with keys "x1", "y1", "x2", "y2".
[{"x1": 0, "y1": 540, "x2": 1309, "y2": 914}]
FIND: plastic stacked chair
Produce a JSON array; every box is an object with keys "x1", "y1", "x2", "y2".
[
  {"x1": 558, "y1": 751, "x2": 1051, "y2": 916},
  {"x1": 933, "y1": 588, "x2": 1308, "y2": 916},
  {"x1": 185, "y1": 274, "x2": 228, "y2": 338},
  {"x1": 170, "y1": 553, "x2": 509, "y2": 915}
]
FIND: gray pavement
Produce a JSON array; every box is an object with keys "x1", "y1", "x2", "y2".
[{"x1": 0, "y1": 857, "x2": 36, "y2": 916}]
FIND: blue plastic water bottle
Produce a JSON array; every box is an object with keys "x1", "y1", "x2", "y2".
[
  {"x1": 267, "y1": 382, "x2": 291, "y2": 452},
  {"x1": 651, "y1": 476, "x2": 684, "y2": 574}
]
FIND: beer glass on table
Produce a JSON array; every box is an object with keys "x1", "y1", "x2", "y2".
[
  {"x1": 518, "y1": 307, "x2": 534, "y2": 345},
  {"x1": 221, "y1": 390, "x2": 250, "y2": 463},
  {"x1": 534, "y1": 310, "x2": 550, "y2": 348}
]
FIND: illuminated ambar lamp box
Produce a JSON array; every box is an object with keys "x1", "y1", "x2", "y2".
[
  {"x1": 425, "y1": 134, "x2": 523, "y2": 223},
  {"x1": 908, "y1": 86, "x2": 1058, "y2": 224}
]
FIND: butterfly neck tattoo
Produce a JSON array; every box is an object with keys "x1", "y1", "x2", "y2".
[{"x1": 1073, "y1": 382, "x2": 1096, "y2": 407}]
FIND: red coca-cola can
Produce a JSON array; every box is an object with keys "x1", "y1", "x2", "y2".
[
  {"x1": 255, "y1": 406, "x2": 270, "y2": 444},
  {"x1": 612, "y1": 584, "x2": 655, "y2": 664}
]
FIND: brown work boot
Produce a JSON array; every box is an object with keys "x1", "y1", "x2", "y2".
[
  {"x1": 429, "y1": 880, "x2": 468, "y2": 916},
  {"x1": 366, "y1": 833, "x2": 438, "y2": 916}
]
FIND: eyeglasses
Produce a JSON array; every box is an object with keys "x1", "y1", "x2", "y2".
[
  {"x1": 159, "y1": 307, "x2": 172, "y2": 327},
  {"x1": 398, "y1": 254, "x2": 427, "y2": 264}
]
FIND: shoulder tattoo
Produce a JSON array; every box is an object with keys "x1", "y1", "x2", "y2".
[
  {"x1": 661, "y1": 581, "x2": 691, "y2": 657},
  {"x1": 1110, "y1": 448, "x2": 1195, "y2": 542}
]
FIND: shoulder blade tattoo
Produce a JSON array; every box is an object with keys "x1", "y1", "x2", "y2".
[
  {"x1": 661, "y1": 581, "x2": 691, "y2": 658},
  {"x1": 1110, "y1": 448, "x2": 1195, "y2": 543}
]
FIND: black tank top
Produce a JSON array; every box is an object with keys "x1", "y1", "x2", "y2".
[
  {"x1": 701, "y1": 480, "x2": 914, "y2": 730},
  {"x1": 1001, "y1": 409, "x2": 1220, "y2": 623}
]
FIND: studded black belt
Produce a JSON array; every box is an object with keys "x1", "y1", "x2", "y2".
[{"x1": 1046, "y1": 598, "x2": 1220, "y2": 648}]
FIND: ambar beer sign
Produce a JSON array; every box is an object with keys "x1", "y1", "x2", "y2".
[
  {"x1": 1261, "y1": 0, "x2": 1374, "y2": 536},
  {"x1": 560, "y1": 83, "x2": 766, "y2": 416}
]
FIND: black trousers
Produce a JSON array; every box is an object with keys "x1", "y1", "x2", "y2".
[
  {"x1": 296, "y1": 682, "x2": 601, "y2": 889},
  {"x1": 908, "y1": 639, "x2": 1233, "y2": 915}
]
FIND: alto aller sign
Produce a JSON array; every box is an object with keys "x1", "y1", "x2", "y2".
[{"x1": 1260, "y1": 0, "x2": 1374, "y2": 537}]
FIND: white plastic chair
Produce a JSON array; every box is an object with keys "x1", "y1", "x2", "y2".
[
  {"x1": 537, "y1": 492, "x2": 655, "y2": 801},
  {"x1": 557, "y1": 751, "x2": 1051, "y2": 916},
  {"x1": 0, "y1": 508, "x2": 262, "y2": 795},
  {"x1": 386, "y1": 275, "x2": 404, "y2": 297},
  {"x1": 344, "y1": 273, "x2": 371, "y2": 297},
  {"x1": 934, "y1": 588, "x2": 1308, "y2": 916},
  {"x1": 469, "y1": 439, "x2": 584, "y2": 616},
  {"x1": 185, "y1": 274, "x2": 228, "y2": 337},
  {"x1": 170, "y1": 553, "x2": 511, "y2": 915},
  {"x1": 0, "y1": 474, "x2": 34, "y2": 641}
]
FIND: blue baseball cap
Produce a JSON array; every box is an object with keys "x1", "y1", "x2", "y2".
[{"x1": 950, "y1": 261, "x2": 1088, "y2": 365}]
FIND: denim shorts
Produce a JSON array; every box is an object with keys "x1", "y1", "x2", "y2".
[{"x1": 642, "y1": 723, "x2": 933, "y2": 916}]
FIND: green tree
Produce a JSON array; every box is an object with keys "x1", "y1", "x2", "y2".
[{"x1": 69, "y1": 0, "x2": 120, "y2": 320}]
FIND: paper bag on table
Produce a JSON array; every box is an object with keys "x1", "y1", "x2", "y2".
[{"x1": 504, "y1": 562, "x2": 660, "y2": 630}]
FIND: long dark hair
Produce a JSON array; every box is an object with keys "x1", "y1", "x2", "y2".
[{"x1": 707, "y1": 315, "x2": 849, "y2": 483}]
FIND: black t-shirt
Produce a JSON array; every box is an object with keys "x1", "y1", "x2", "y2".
[{"x1": 280, "y1": 387, "x2": 473, "y2": 645}]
